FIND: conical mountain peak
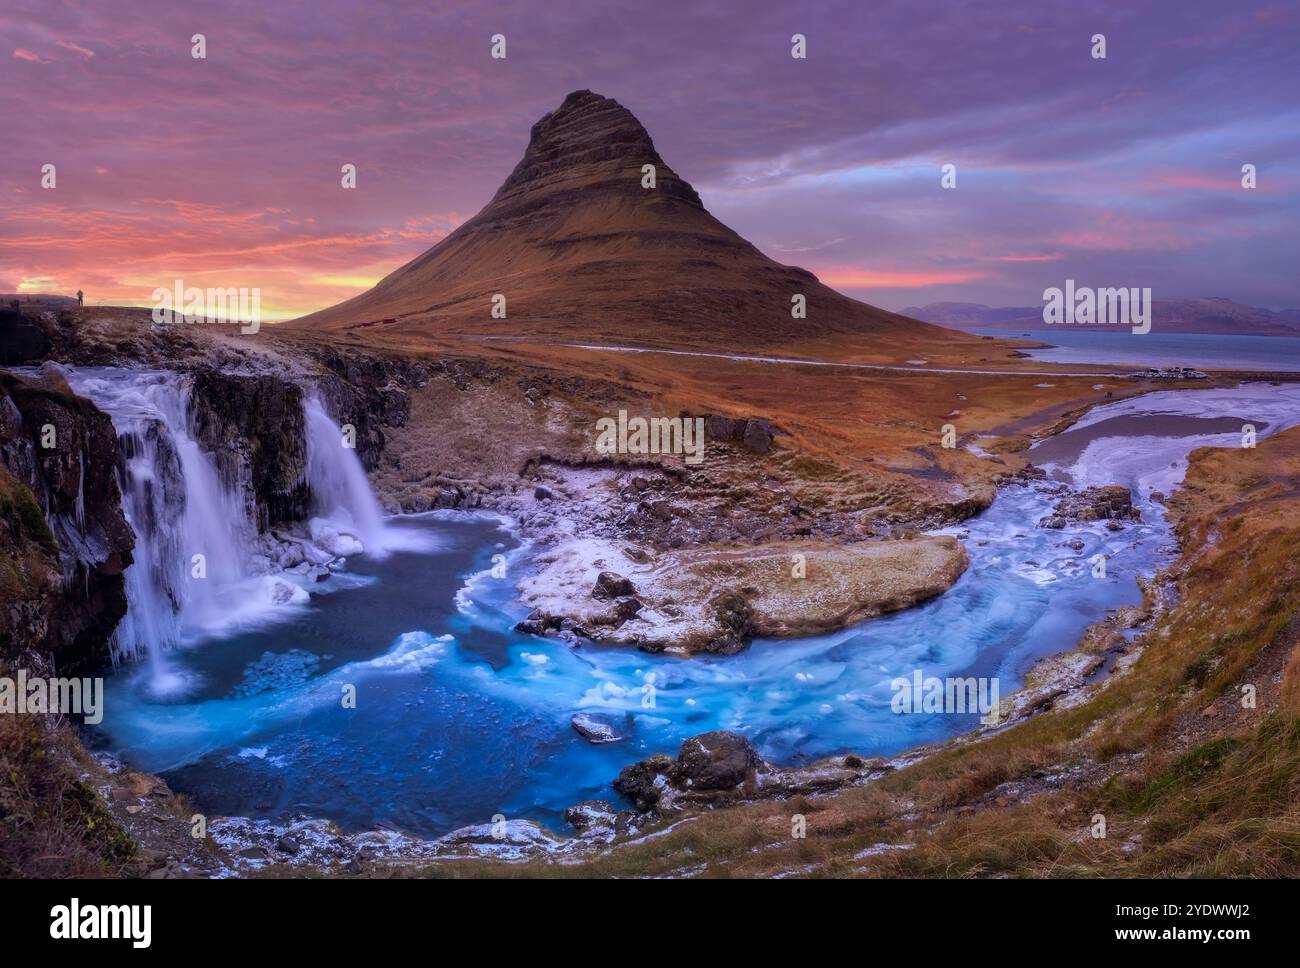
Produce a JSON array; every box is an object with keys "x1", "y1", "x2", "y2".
[
  {"x1": 295, "y1": 91, "x2": 941, "y2": 351},
  {"x1": 493, "y1": 90, "x2": 702, "y2": 210}
]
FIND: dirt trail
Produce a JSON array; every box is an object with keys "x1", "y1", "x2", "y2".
[{"x1": 477, "y1": 335, "x2": 1136, "y2": 378}]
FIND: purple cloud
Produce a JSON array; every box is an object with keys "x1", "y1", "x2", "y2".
[{"x1": 1, "y1": 0, "x2": 1296, "y2": 314}]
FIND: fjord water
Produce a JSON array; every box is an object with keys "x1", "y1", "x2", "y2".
[
  {"x1": 84, "y1": 375, "x2": 1300, "y2": 838},
  {"x1": 972, "y1": 328, "x2": 1300, "y2": 371}
]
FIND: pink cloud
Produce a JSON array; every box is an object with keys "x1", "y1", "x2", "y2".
[
  {"x1": 1147, "y1": 171, "x2": 1232, "y2": 191},
  {"x1": 1050, "y1": 211, "x2": 1195, "y2": 253},
  {"x1": 56, "y1": 40, "x2": 95, "y2": 59}
]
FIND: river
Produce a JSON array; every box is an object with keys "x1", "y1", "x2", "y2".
[{"x1": 67, "y1": 369, "x2": 1300, "y2": 838}]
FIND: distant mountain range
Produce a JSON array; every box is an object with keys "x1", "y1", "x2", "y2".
[
  {"x1": 902, "y1": 298, "x2": 1300, "y2": 337},
  {"x1": 1, "y1": 294, "x2": 77, "y2": 308}
]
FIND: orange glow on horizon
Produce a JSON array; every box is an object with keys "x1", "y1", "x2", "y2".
[{"x1": 815, "y1": 268, "x2": 987, "y2": 289}]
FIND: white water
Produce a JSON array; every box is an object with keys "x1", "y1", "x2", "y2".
[
  {"x1": 303, "y1": 394, "x2": 388, "y2": 558},
  {"x1": 65, "y1": 368, "x2": 395, "y2": 693},
  {"x1": 66, "y1": 371, "x2": 258, "y2": 685}
]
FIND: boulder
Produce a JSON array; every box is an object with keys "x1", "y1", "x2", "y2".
[
  {"x1": 592, "y1": 570, "x2": 636, "y2": 600},
  {"x1": 609, "y1": 596, "x2": 642, "y2": 624},
  {"x1": 704, "y1": 414, "x2": 777, "y2": 453},
  {"x1": 611, "y1": 730, "x2": 767, "y2": 812},
  {"x1": 704, "y1": 415, "x2": 746, "y2": 442},
  {"x1": 570, "y1": 712, "x2": 631, "y2": 744},
  {"x1": 124, "y1": 772, "x2": 160, "y2": 797},
  {"x1": 612, "y1": 753, "x2": 675, "y2": 811},
  {"x1": 0, "y1": 309, "x2": 52, "y2": 365},
  {"x1": 741, "y1": 419, "x2": 774, "y2": 454},
  {"x1": 671, "y1": 730, "x2": 762, "y2": 790},
  {"x1": 563, "y1": 799, "x2": 618, "y2": 832}
]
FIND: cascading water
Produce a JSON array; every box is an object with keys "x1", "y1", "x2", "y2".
[
  {"x1": 303, "y1": 393, "x2": 388, "y2": 557},
  {"x1": 64, "y1": 369, "x2": 396, "y2": 694},
  {"x1": 67, "y1": 370, "x2": 260, "y2": 687}
]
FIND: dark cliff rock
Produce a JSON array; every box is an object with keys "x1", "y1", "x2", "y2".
[
  {"x1": 0, "y1": 370, "x2": 133, "y2": 669},
  {"x1": 189, "y1": 371, "x2": 311, "y2": 528},
  {"x1": 0, "y1": 309, "x2": 53, "y2": 365},
  {"x1": 310, "y1": 349, "x2": 429, "y2": 471},
  {"x1": 704, "y1": 414, "x2": 780, "y2": 454}
]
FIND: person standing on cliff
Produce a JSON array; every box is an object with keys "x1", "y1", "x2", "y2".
[{"x1": 76, "y1": 289, "x2": 83, "y2": 307}]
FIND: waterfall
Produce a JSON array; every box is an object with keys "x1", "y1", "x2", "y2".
[
  {"x1": 303, "y1": 393, "x2": 388, "y2": 557},
  {"x1": 67, "y1": 370, "x2": 259, "y2": 682},
  {"x1": 63, "y1": 368, "x2": 393, "y2": 688}
]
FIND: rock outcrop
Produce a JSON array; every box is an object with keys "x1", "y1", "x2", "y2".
[
  {"x1": 613, "y1": 731, "x2": 766, "y2": 812},
  {"x1": 517, "y1": 534, "x2": 969, "y2": 655},
  {"x1": 189, "y1": 371, "x2": 311, "y2": 528},
  {"x1": 1039, "y1": 484, "x2": 1140, "y2": 529},
  {"x1": 0, "y1": 370, "x2": 133, "y2": 669},
  {"x1": 0, "y1": 309, "x2": 53, "y2": 365}
]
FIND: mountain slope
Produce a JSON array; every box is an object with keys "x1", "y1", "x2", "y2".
[{"x1": 293, "y1": 90, "x2": 957, "y2": 351}]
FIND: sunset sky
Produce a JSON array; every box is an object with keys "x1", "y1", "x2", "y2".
[{"x1": 3, "y1": 0, "x2": 1298, "y2": 320}]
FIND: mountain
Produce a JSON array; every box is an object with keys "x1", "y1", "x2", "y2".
[
  {"x1": 294, "y1": 90, "x2": 956, "y2": 351},
  {"x1": 903, "y1": 298, "x2": 1300, "y2": 337},
  {"x1": 1, "y1": 293, "x2": 77, "y2": 308}
]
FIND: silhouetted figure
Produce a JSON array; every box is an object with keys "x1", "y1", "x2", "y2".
[{"x1": 76, "y1": 289, "x2": 84, "y2": 307}]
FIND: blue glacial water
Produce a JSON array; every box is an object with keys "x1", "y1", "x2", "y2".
[{"x1": 88, "y1": 382, "x2": 1300, "y2": 839}]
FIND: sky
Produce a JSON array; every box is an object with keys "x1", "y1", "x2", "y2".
[{"x1": 3, "y1": 0, "x2": 1298, "y2": 320}]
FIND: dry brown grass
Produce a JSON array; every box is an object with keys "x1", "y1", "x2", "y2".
[
  {"x1": 0, "y1": 705, "x2": 137, "y2": 878},
  {"x1": 1282, "y1": 645, "x2": 1300, "y2": 714}
]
